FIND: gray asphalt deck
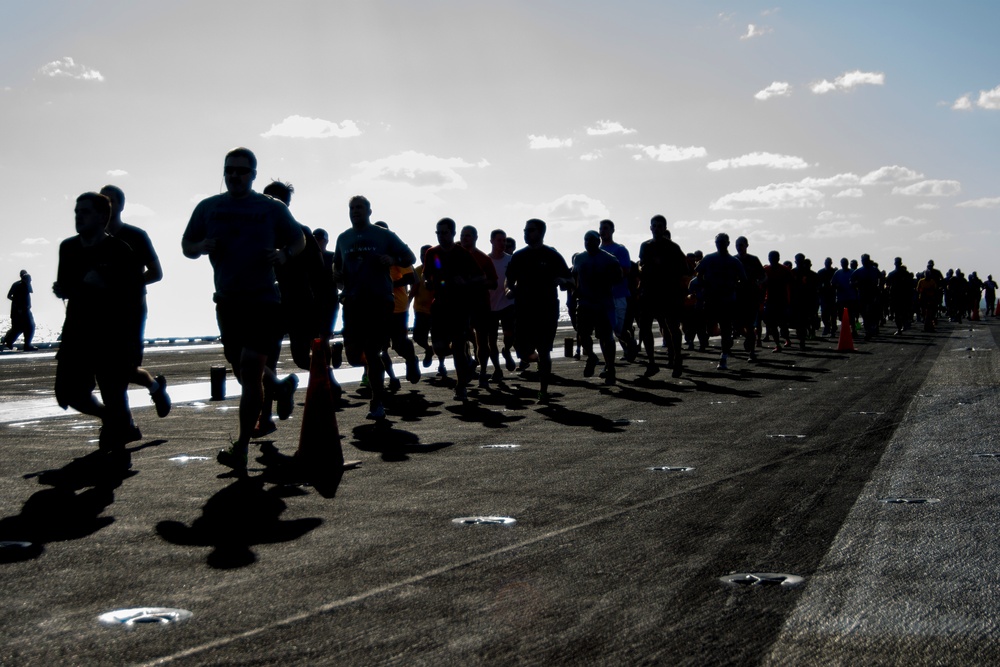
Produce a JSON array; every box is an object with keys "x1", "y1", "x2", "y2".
[{"x1": 0, "y1": 321, "x2": 997, "y2": 666}]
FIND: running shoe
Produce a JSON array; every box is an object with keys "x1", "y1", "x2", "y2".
[
  {"x1": 276, "y1": 374, "x2": 299, "y2": 420},
  {"x1": 406, "y1": 358, "x2": 421, "y2": 384},
  {"x1": 217, "y1": 445, "x2": 248, "y2": 472},
  {"x1": 151, "y1": 374, "x2": 171, "y2": 418},
  {"x1": 366, "y1": 401, "x2": 386, "y2": 420},
  {"x1": 502, "y1": 347, "x2": 516, "y2": 371}
]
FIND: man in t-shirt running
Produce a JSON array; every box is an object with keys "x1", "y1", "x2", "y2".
[
  {"x1": 333, "y1": 196, "x2": 416, "y2": 419},
  {"x1": 505, "y1": 218, "x2": 573, "y2": 402},
  {"x1": 101, "y1": 185, "x2": 171, "y2": 419}
]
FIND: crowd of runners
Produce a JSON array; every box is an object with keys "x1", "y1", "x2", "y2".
[{"x1": 39, "y1": 146, "x2": 995, "y2": 474}]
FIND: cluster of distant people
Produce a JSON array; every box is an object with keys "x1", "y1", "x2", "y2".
[{"x1": 32, "y1": 146, "x2": 993, "y2": 474}]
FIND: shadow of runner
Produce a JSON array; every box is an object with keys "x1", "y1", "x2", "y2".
[
  {"x1": 446, "y1": 402, "x2": 526, "y2": 429},
  {"x1": 386, "y1": 390, "x2": 444, "y2": 422},
  {"x1": 535, "y1": 403, "x2": 626, "y2": 433},
  {"x1": 0, "y1": 449, "x2": 136, "y2": 563},
  {"x1": 156, "y1": 477, "x2": 322, "y2": 569},
  {"x1": 350, "y1": 423, "x2": 453, "y2": 462}
]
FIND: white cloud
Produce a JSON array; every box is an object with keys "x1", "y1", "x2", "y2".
[
  {"x1": 106, "y1": 169, "x2": 128, "y2": 177},
  {"x1": 883, "y1": 216, "x2": 927, "y2": 227},
  {"x1": 586, "y1": 120, "x2": 636, "y2": 136},
  {"x1": 741, "y1": 23, "x2": 772, "y2": 40},
  {"x1": 707, "y1": 152, "x2": 808, "y2": 171},
  {"x1": 957, "y1": 197, "x2": 1000, "y2": 209},
  {"x1": 810, "y1": 221, "x2": 874, "y2": 239},
  {"x1": 798, "y1": 173, "x2": 860, "y2": 188},
  {"x1": 915, "y1": 203, "x2": 940, "y2": 210},
  {"x1": 952, "y1": 95, "x2": 973, "y2": 111},
  {"x1": 21, "y1": 238, "x2": 49, "y2": 245},
  {"x1": 977, "y1": 85, "x2": 1000, "y2": 110},
  {"x1": 38, "y1": 56, "x2": 104, "y2": 82},
  {"x1": 811, "y1": 80, "x2": 837, "y2": 94},
  {"x1": 755, "y1": 81, "x2": 791, "y2": 101},
  {"x1": 579, "y1": 151, "x2": 602, "y2": 161},
  {"x1": 917, "y1": 230, "x2": 953, "y2": 242},
  {"x1": 834, "y1": 188, "x2": 864, "y2": 198},
  {"x1": 892, "y1": 180, "x2": 962, "y2": 197},
  {"x1": 529, "y1": 134, "x2": 573, "y2": 149},
  {"x1": 761, "y1": 7, "x2": 781, "y2": 16},
  {"x1": 860, "y1": 165, "x2": 923, "y2": 184},
  {"x1": 710, "y1": 183, "x2": 824, "y2": 210},
  {"x1": 811, "y1": 70, "x2": 884, "y2": 94},
  {"x1": 673, "y1": 218, "x2": 762, "y2": 231},
  {"x1": 751, "y1": 230, "x2": 787, "y2": 243},
  {"x1": 261, "y1": 115, "x2": 361, "y2": 139},
  {"x1": 538, "y1": 194, "x2": 611, "y2": 228},
  {"x1": 10, "y1": 252, "x2": 41, "y2": 259},
  {"x1": 350, "y1": 151, "x2": 484, "y2": 191},
  {"x1": 629, "y1": 144, "x2": 707, "y2": 162}
]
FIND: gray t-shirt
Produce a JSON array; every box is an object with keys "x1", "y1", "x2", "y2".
[
  {"x1": 333, "y1": 224, "x2": 416, "y2": 306},
  {"x1": 183, "y1": 192, "x2": 301, "y2": 304}
]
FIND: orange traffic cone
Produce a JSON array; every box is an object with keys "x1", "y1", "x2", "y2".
[
  {"x1": 836, "y1": 308, "x2": 855, "y2": 352},
  {"x1": 972, "y1": 305, "x2": 981, "y2": 321},
  {"x1": 295, "y1": 338, "x2": 345, "y2": 497}
]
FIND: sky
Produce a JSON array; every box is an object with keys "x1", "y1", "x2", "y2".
[{"x1": 1, "y1": 0, "x2": 998, "y2": 339}]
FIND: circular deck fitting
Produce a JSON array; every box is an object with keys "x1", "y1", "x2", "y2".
[
  {"x1": 708, "y1": 401, "x2": 736, "y2": 405},
  {"x1": 98, "y1": 607, "x2": 193, "y2": 628},
  {"x1": 879, "y1": 497, "x2": 941, "y2": 505},
  {"x1": 720, "y1": 572, "x2": 804, "y2": 588},
  {"x1": 168, "y1": 455, "x2": 212, "y2": 464},
  {"x1": 649, "y1": 466, "x2": 694, "y2": 472},
  {"x1": 856, "y1": 411, "x2": 884, "y2": 415},
  {"x1": 452, "y1": 516, "x2": 517, "y2": 526},
  {"x1": 767, "y1": 434, "x2": 806, "y2": 439},
  {"x1": 613, "y1": 419, "x2": 645, "y2": 425},
  {"x1": 481, "y1": 444, "x2": 520, "y2": 450}
]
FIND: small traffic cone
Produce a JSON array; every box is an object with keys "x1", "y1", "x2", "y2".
[
  {"x1": 295, "y1": 338, "x2": 345, "y2": 497},
  {"x1": 972, "y1": 305, "x2": 981, "y2": 321},
  {"x1": 836, "y1": 308, "x2": 855, "y2": 352}
]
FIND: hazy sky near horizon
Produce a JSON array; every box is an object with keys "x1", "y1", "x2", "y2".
[{"x1": 2, "y1": 0, "x2": 998, "y2": 338}]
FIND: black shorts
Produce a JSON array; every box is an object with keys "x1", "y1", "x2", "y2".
[
  {"x1": 515, "y1": 302, "x2": 558, "y2": 352},
  {"x1": 431, "y1": 302, "x2": 472, "y2": 350},
  {"x1": 342, "y1": 300, "x2": 393, "y2": 353},
  {"x1": 216, "y1": 300, "x2": 283, "y2": 368},
  {"x1": 488, "y1": 305, "x2": 516, "y2": 335},
  {"x1": 576, "y1": 302, "x2": 614, "y2": 340},
  {"x1": 55, "y1": 343, "x2": 131, "y2": 409}
]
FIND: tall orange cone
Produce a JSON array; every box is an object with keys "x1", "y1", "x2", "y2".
[
  {"x1": 836, "y1": 308, "x2": 855, "y2": 352},
  {"x1": 972, "y1": 305, "x2": 981, "y2": 321},
  {"x1": 295, "y1": 338, "x2": 345, "y2": 497}
]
